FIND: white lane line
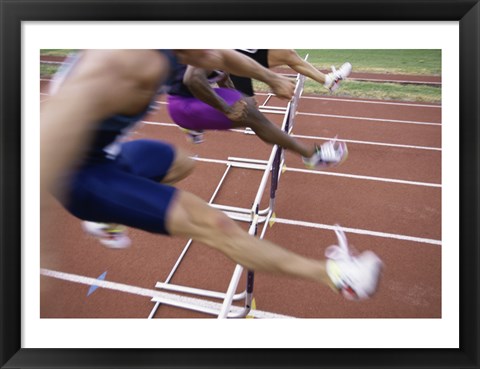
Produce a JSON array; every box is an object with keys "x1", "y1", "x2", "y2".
[
  {"x1": 39, "y1": 85, "x2": 441, "y2": 110},
  {"x1": 289, "y1": 134, "x2": 441, "y2": 151},
  {"x1": 40, "y1": 91, "x2": 440, "y2": 125},
  {"x1": 141, "y1": 121, "x2": 441, "y2": 152},
  {"x1": 40, "y1": 117, "x2": 438, "y2": 186},
  {"x1": 298, "y1": 112, "x2": 441, "y2": 126},
  {"x1": 191, "y1": 156, "x2": 440, "y2": 188},
  {"x1": 222, "y1": 211, "x2": 440, "y2": 245},
  {"x1": 40, "y1": 268, "x2": 294, "y2": 319},
  {"x1": 269, "y1": 220, "x2": 442, "y2": 246},
  {"x1": 142, "y1": 120, "x2": 176, "y2": 127},
  {"x1": 286, "y1": 167, "x2": 441, "y2": 188},
  {"x1": 253, "y1": 92, "x2": 441, "y2": 108},
  {"x1": 349, "y1": 77, "x2": 441, "y2": 85}
]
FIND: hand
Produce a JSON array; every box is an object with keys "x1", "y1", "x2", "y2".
[
  {"x1": 269, "y1": 75, "x2": 295, "y2": 100},
  {"x1": 217, "y1": 74, "x2": 236, "y2": 90},
  {"x1": 225, "y1": 99, "x2": 248, "y2": 122}
]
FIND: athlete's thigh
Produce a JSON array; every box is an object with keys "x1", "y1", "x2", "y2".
[
  {"x1": 267, "y1": 49, "x2": 298, "y2": 68},
  {"x1": 66, "y1": 161, "x2": 177, "y2": 234},
  {"x1": 167, "y1": 88, "x2": 243, "y2": 130},
  {"x1": 117, "y1": 139, "x2": 175, "y2": 181}
]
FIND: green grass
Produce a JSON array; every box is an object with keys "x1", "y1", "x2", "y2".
[
  {"x1": 41, "y1": 63, "x2": 60, "y2": 77},
  {"x1": 41, "y1": 49, "x2": 77, "y2": 56},
  {"x1": 295, "y1": 49, "x2": 441, "y2": 76},
  {"x1": 40, "y1": 49, "x2": 441, "y2": 103},
  {"x1": 304, "y1": 79, "x2": 440, "y2": 103},
  {"x1": 253, "y1": 79, "x2": 441, "y2": 104}
]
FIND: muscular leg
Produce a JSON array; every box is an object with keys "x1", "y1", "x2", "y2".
[
  {"x1": 168, "y1": 89, "x2": 315, "y2": 158},
  {"x1": 231, "y1": 99, "x2": 315, "y2": 158},
  {"x1": 161, "y1": 148, "x2": 195, "y2": 185},
  {"x1": 267, "y1": 49, "x2": 327, "y2": 85},
  {"x1": 166, "y1": 190, "x2": 333, "y2": 286}
]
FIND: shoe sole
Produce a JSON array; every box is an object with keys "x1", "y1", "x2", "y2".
[{"x1": 82, "y1": 221, "x2": 131, "y2": 249}]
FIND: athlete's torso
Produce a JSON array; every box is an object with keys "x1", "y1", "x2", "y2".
[{"x1": 51, "y1": 50, "x2": 181, "y2": 161}]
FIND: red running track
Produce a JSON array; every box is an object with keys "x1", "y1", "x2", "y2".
[{"x1": 39, "y1": 74, "x2": 441, "y2": 319}]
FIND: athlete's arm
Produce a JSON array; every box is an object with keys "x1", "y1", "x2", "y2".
[
  {"x1": 183, "y1": 66, "x2": 248, "y2": 122},
  {"x1": 183, "y1": 67, "x2": 231, "y2": 113},
  {"x1": 174, "y1": 49, "x2": 295, "y2": 100},
  {"x1": 215, "y1": 73, "x2": 236, "y2": 90}
]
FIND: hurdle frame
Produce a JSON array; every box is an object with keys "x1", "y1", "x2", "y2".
[{"x1": 148, "y1": 64, "x2": 306, "y2": 319}]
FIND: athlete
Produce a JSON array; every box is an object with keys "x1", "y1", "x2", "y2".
[
  {"x1": 41, "y1": 49, "x2": 382, "y2": 304},
  {"x1": 167, "y1": 62, "x2": 348, "y2": 169},
  {"x1": 229, "y1": 49, "x2": 352, "y2": 99}
]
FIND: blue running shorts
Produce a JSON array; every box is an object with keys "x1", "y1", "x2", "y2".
[{"x1": 63, "y1": 139, "x2": 177, "y2": 235}]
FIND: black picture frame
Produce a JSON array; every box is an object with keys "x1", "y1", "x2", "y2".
[{"x1": 1, "y1": 0, "x2": 479, "y2": 368}]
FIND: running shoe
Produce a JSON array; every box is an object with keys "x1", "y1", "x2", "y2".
[
  {"x1": 303, "y1": 137, "x2": 348, "y2": 169},
  {"x1": 324, "y1": 62, "x2": 352, "y2": 92},
  {"x1": 180, "y1": 128, "x2": 204, "y2": 144},
  {"x1": 325, "y1": 225, "x2": 383, "y2": 300},
  {"x1": 82, "y1": 221, "x2": 131, "y2": 249}
]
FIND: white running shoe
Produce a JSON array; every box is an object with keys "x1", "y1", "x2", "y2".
[
  {"x1": 82, "y1": 221, "x2": 131, "y2": 249},
  {"x1": 325, "y1": 225, "x2": 383, "y2": 300},
  {"x1": 180, "y1": 128, "x2": 204, "y2": 144},
  {"x1": 324, "y1": 62, "x2": 352, "y2": 92},
  {"x1": 303, "y1": 137, "x2": 348, "y2": 169}
]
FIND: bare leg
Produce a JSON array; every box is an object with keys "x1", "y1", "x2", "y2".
[
  {"x1": 166, "y1": 190, "x2": 333, "y2": 287},
  {"x1": 161, "y1": 148, "x2": 195, "y2": 185},
  {"x1": 231, "y1": 100, "x2": 315, "y2": 158},
  {"x1": 268, "y1": 49, "x2": 327, "y2": 85}
]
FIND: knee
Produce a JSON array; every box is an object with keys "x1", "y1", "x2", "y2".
[
  {"x1": 282, "y1": 49, "x2": 300, "y2": 65},
  {"x1": 179, "y1": 155, "x2": 195, "y2": 177},
  {"x1": 162, "y1": 152, "x2": 195, "y2": 184},
  {"x1": 203, "y1": 209, "x2": 241, "y2": 239},
  {"x1": 269, "y1": 49, "x2": 298, "y2": 67}
]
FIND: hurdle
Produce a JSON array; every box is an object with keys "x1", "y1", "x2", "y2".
[{"x1": 148, "y1": 65, "x2": 306, "y2": 319}]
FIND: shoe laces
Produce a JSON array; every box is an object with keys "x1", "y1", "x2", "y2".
[
  {"x1": 325, "y1": 225, "x2": 354, "y2": 261},
  {"x1": 319, "y1": 137, "x2": 342, "y2": 162},
  {"x1": 331, "y1": 65, "x2": 344, "y2": 82}
]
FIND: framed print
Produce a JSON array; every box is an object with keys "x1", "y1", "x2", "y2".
[{"x1": 1, "y1": 0, "x2": 479, "y2": 368}]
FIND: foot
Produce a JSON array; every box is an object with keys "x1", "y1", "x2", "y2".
[
  {"x1": 325, "y1": 225, "x2": 383, "y2": 300},
  {"x1": 82, "y1": 221, "x2": 131, "y2": 249},
  {"x1": 324, "y1": 62, "x2": 352, "y2": 92},
  {"x1": 303, "y1": 138, "x2": 348, "y2": 169},
  {"x1": 180, "y1": 128, "x2": 204, "y2": 144}
]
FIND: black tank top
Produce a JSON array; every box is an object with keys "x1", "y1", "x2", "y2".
[{"x1": 229, "y1": 49, "x2": 269, "y2": 96}]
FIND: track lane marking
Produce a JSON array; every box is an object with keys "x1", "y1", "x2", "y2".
[
  {"x1": 298, "y1": 112, "x2": 441, "y2": 126},
  {"x1": 41, "y1": 78, "x2": 441, "y2": 108},
  {"x1": 270, "y1": 220, "x2": 442, "y2": 246},
  {"x1": 142, "y1": 103, "x2": 442, "y2": 126},
  {"x1": 221, "y1": 212, "x2": 440, "y2": 246},
  {"x1": 141, "y1": 121, "x2": 442, "y2": 152},
  {"x1": 188, "y1": 156, "x2": 441, "y2": 188},
  {"x1": 253, "y1": 92, "x2": 441, "y2": 107},
  {"x1": 271, "y1": 133, "x2": 441, "y2": 151},
  {"x1": 284, "y1": 167, "x2": 441, "y2": 187},
  {"x1": 40, "y1": 268, "x2": 295, "y2": 319},
  {"x1": 40, "y1": 93, "x2": 441, "y2": 125}
]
